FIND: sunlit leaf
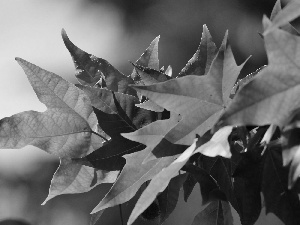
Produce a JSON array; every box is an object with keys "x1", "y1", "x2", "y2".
[
  {"x1": 220, "y1": 17, "x2": 300, "y2": 128},
  {"x1": 265, "y1": 0, "x2": 300, "y2": 35},
  {"x1": 2, "y1": 58, "x2": 117, "y2": 203},
  {"x1": 178, "y1": 24, "x2": 217, "y2": 77},
  {"x1": 132, "y1": 30, "x2": 246, "y2": 151},
  {"x1": 194, "y1": 126, "x2": 233, "y2": 158}
]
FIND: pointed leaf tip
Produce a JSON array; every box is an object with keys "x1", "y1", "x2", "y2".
[
  {"x1": 61, "y1": 28, "x2": 67, "y2": 37},
  {"x1": 262, "y1": 15, "x2": 273, "y2": 35}
]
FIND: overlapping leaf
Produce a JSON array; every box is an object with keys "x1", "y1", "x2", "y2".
[
  {"x1": 191, "y1": 200, "x2": 233, "y2": 225},
  {"x1": 265, "y1": 0, "x2": 300, "y2": 35},
  {"x1": 127, "y1": 139, "x2": 198, "y2": 224},
  {"x1": 262, "y1": 147, "x2": 300, "y2": 225},
  {"x1": 178, "y1": 24, "x2": 217, "y2": 77},
  {"x1": 282, "y1": 110, "x2": 300, "y2": 188},
  {"x1": 91, "y1": 115, "x2": 181, "y2": 213},
  {"x1": 131, "y1": 29, "x2": 246, "y2": 152},
  {"x1": 0, "y1": 58, "x2": 117, "y2": 203},
  {"x1": 220, "y1": 17, "x2": 300, "y2": 128},
  {"x1": 157, "y1": 174, "x2": 187, "y2": 224},
  {"x1": 62, "y1": 29, "x2": 136, "y2": 96},
  {"x1": 130, "y1": 36, "x2": 160, "y2": 82},
  {"x1": 182, "y1": 164, "x2": 225, "y2": 205},
  {"x1": 127, "y1": 127, "x2": 232, "y2": 224}
]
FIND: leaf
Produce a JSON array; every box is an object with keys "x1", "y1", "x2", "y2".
[
  {"x1": 133, "y1": 64, "x2": 170, "y2": 85},
  {"x1": 122, "y1": 112, "x2": 182, "y2": 156},
  {"x1": 182, "y1": 164, "x2": 225, "y2": 205},
  {"x1": 269, "y1": 0, "x2": 300, "y2": 36},
  {"x1": 282, "y1": 110, "x2": 300, "y2": 188},
  {"x1": 230, "y1": 65, "x2": 266, "y2": 98},
  {"x1": 2, "y1": 58, "x2": 117, "y2": 203},
  {"x1": 262, "y1": 147, "x2": 300, "y2": 225},
  {"x1": 157, "y1": 174, "x2": 187, "y2": 224},
  {"x1": 62, "y1": 29, "x2": 136, "y2": 96},
  {"x1": 133, "y1": 64, "x2": 170, "y2": 112},
  {"x1": 232, "y1": 140, "x2": 264, "y2": 225},
  {"x1": 75, "y1": 88, "x2": 153, "y2": 170},
  {"x1": 81, "y1": 106, "x2": 145, "y2": 170},
  {"x1": 131, "y1": 36, "x2": 160, "y2": 82},
  {"x1": 132, "y1": 31, "x2": 246, "y2": 149},
  {"x1": 91, "y1": 116, "x2": 180, "y2": 213},
  {"x1": 178, "y1": 24, "x2": 217, "y2": 77},
  {"x1": 202, "y1": 156, "x2": 240, "y2": 215},
  {"x1": 90, "y1": 210, "x2": 104, "y2": 225},
  {"x1": 127, "y1": 140, "x2": 197, "y2": 224},
  {"x1": 194, "y1": 126, "x2": 233, "y2": 158},
  {"x1": 135, "y1": 100, "x2": 164, "y2": 112},
  {"x1": 191, "y1": 200, "x2": 233, "y2": 225},
  {"x1": 165, "y1": 65, "x2": 172, "y2": 77},
  {"x1": 265, "y1": 0, "x2": 300, "y2": 35},
  {"x1": 220, "y1": 17, "x2": 300, "y2": 128},
  {"x1": 182, "y1": 173, "x2": 198, "y2": 202}
]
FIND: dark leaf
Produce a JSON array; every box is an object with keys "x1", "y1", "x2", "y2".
[
  {"x1": 62, "y1": 29, "x2": 136, "y2": 96},
  {"x1": 182, "y1": 164, "x2": 226, "y2": 205},
  {"x1": 191, "y1": 200, "x2": 233, "y2": 225},
  {"x1": 262, "y1": 147, "x2": 300, "y2": 225},
  {"x1": 157, "y1": 174, "x2": 187, "y2": 224}
]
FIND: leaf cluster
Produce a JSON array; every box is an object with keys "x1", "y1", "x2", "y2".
[{"x1": 3, "y1": 0, "x2": 300, "y2": 224}]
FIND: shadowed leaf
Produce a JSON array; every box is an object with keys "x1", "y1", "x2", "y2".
[
  {"x1": 262, "y1": 148, "x2": 300, "y2": 225},
  {"x1": 127, "y1": 140, "x2": 197, "y2": 224},
  {"x1": 191, "y1": 200, "x2": 233, "y2": 225},
  {"x1": 62, "y1": 29, "x2": 136, "y2": 96},
  {"x1": 91, "y1": 115, "x2": 180, "y2": 213}
]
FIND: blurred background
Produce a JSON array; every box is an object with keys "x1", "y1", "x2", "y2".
[{"x1": 0, "y1": 0, "x2": 296, "y2": 224}]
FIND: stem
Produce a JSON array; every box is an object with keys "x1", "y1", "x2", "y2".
[
  {"x1": 91, "y1": 130, "x2": 109, "y2": 142},
  {"x1": 119, "y1": 205, "x2": 124, "y2": 225}
]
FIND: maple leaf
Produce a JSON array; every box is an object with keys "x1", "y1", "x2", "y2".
[
  {"x1": 262, "y1": 147, "x2": 300, "y2": 225},
  {"x1": 194, "y1": 126, "x2": 233, "y2": 158},
  {"x1": 127, "y1": 139, "x2": 198, "y2": 225},
  {"x1": 62, "y1": 29, "x2": 136, "y2": 96},
  {"x1": 219, "y1": 17, "x2": 300, "y2": 128},
  {"x1": 282, "y1": 110, "x2": 300, "y2": 188},
  {"x1": 230, "y1": 65, "x2": 266, "y2": 98},
  {"x1": 231, "y1": 127, "x2": 267, "y2": 225},
  {"x1": 265, "y1": 0, "x2": 300, "y2": 36},
  {"x1": 131, "y1": 29, "x2": 247, "y2": 151},
  {"x1": 126, "y1": 127, "x2": 231, "y2": 224},
  {"x1": 130, "y1": 36, "x2": 160, "y2": 83},
  {"x1": 157, "y1": 174, "x2": 187, "y2": 224},
  {"x1": 199, "y1": 126, "x2": 268, "y2": 224},
  {"x1": 182, "y1": 164, "x2": 225, "y2": 205},
  {"x1": 73, "y1": 86, "x2": 162, "y2": 171},
  {"x1": 178, "y1": 24, "x2": 217, "y2": 77},
  {"x1": 191, "y1": 200, "x2": 233, "y2": 225},
  {"x1": 90, "y1": 115, "x2": 180, "y2": 213},
  {"x1": 0, "y1": 58, "x2": 117, "y2": 203},
  {"x1": 133, "y1": 64, "x2": 171, "y2": 112}
]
